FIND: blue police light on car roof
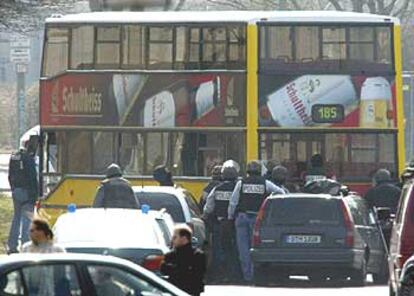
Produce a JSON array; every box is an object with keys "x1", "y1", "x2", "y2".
[
  {"x1": 67, "y1": 203, "x2": 77, "y2": 213},
  {"x1": 141, "y1": 204, "x2": 150, "y2": 214}
]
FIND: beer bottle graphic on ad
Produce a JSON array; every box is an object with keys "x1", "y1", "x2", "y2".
[
  {"x1": 266, "y1": 75, "x2": 357, "y2": 127},
  {"x1": 359, "y1": 77, "x2": 392, "y2": 128}
]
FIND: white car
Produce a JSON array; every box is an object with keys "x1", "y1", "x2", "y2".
[
  {"x1": 53, "y1": 208, "x2": 174, "y2": 272},
  {"x1": 134, "y1": 186, "x2": 206, "y2": 247}
]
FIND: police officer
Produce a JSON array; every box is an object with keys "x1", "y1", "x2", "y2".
[
  {"x1": 200, "y1": 165, "x2": 222, "y2": 208},
  {"x1": 7, "y1": 144, "x2": 38, "y2": 253},
  {"x1": 153, "y1": 165, "x2": 174, "y2": 186},
  {"x1": 271, "y1": 165, "x2": 290, "y2": 194},
  {"x1": 365, "y1": 169, "x2": 401, "y2": 214},
  {"x1": 228, "y1": 160, "x2": 284, "y2": 282},
  {"x1": 93, "y1": 163, "x2": 140, "y2": 209},
  {"x1": 203, "y1": 166, "x2": 240, "y2": 283},
  {"x1": 305, "y1": 154, "x2": 327, "y2": 183}
]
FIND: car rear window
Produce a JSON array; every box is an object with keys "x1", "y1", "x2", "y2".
[
  {"x1": 265, "y1": 198, "x2": 341, "y2": 226},
  {"x1": 136, "y1": 193, "x2": 186, "y2": 223}
]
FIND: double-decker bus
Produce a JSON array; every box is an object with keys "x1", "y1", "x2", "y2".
[{"x1": 38, "y1": 11, "x2": 404, "y2": 218}]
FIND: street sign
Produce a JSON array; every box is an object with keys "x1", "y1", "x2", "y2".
[
  {"x1": 10, "y1": 39, "x2": 30, "y2": 48},
  {"x1": 10, "y1": 48, "x2": 30, "y2": 63},
  {"x1": 10, "y1": 37, "x2": 30, "y2": 64}
]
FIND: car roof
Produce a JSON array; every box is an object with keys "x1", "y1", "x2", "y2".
[
  {"x1": 0, "y1": 253, "x2": 188, "y2": 296},
  {"x1": 133, "y1": 186, "x2": 190, "y2": 222},
  {"x1": 46, "y1": 11, "x2": 399, "y2": 25},
  {"x1": 133, "y1": 186, "x2": 186, "y2": 196},
  {"x1": 54, "y1": 208, "x2": 168, "y2": 249},
  {"x1": 267, "y1": 193, "x2": 341, "y2": 200}
]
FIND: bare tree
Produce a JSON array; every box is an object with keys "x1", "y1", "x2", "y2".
[
  {"x1": 0, "y1": 0, "x2": 88, "y2": 33},
  {"x1": 205, "y1": 0, "x2": 413, "y2": 20}
]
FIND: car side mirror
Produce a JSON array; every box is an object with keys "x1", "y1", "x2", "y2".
[{"x1": 376, "y1": 207, "x2": 392, "y2": 222}]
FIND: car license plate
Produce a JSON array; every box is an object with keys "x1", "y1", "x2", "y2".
[{"x1": 285, "y1": 235, "x2": 321, "y2": 244}]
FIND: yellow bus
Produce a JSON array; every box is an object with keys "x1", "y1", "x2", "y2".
[{"x1": 38, "y1": 11, "x2": 404, "y2": 219}]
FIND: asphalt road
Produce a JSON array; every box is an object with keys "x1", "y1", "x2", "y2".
[{"x1": 204, "y1": 282, "x2": 387, "y2": 296}]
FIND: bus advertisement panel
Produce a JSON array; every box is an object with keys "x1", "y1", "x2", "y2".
[
  {"x1": 40, "y1": 73, "x2": 246, "y2": 127},
  {"x1": 258, "y1": 74, "x2": 396, "y2": 128}
]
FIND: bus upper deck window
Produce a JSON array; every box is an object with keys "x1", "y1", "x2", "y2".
[
  {"x1": 148, "y1": 27, "x2": 173, "y2": 69},
  {"x1": 349, "y1": 27, "x2": 375, "y2": 62},
  {"x1": 96, "y1": 26, "x2": 121, "y2": 68},
  {"x1": 123, "y1": 25, "x2": 145, "y2": 69},
  {"x1": 71, "y1": 26, "x2": 94, "y2": 69},
  {"x1": 376, "y1": 27, "x2": 392, "y2": 64},
  {"x1": 42, "y1": 28, "x2": 69, "y2": 77}
]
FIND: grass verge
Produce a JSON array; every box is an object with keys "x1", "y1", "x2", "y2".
[{"x1": 0, "y1": 194, "x2": 12, "y2": 254}]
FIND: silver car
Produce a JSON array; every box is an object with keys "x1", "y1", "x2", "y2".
[
  {"x1": 134, "y1": 186, "x2": 206, "y2": 247},
  {"x1": 0, "y1": 253, "x2": 189, "y2": 296}
]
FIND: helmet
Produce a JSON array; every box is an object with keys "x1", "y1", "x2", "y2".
[
  {"x1": 221, "y1": 166, "x2": 238, "y2": 181},
  {"x1": 106, "y1": 163, "x2": 123, "y2": 178},
  {"x1": 373, "y1": 169, "x2": 391, "y2": 185},
  {"x1": 272, "y1": 165, "x2": 288, "y2": 184},
  {"x1": 222, "y1": 159, "x2": 240, "y2": 174},
  {"x1": 303, "y1": 179, "x2": 342, "y2": 196},
  {"x1": 247, "y1": 160, "x2": 261, "y2": 175},
  {"x1": 211, "y1": 165, "x2": 223, "y2": 180}
]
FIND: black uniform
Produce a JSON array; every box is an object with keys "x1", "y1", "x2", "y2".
[
  {"x1": 365, "y1": 181, "x2": 402, "y2": 214},
  {"x1": 161, "y1": 243, "x2": 206, "y2": 296},
  {"x1": 237, "y1": 175, "x2": 267, "y2": 214},
  {"x1": 8, "y1": 149, "x2": 38, "y2": 197},
  {"x1": 211, "y1": 180, "x2": 241, "y2": 282},
  {"x1": 93, "y1": 177, "x2": 140, "y2": 209}
]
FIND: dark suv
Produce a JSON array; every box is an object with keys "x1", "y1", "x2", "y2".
[{"x1": 251, "y1": 194, "x2": 386, "y2": 286}]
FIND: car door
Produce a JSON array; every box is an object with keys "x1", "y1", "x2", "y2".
[
  {"x1": 83, "y1": 263, "x2": 181, "y2": 296},
  {"x1": 0, "y1": 263, "x2": 84, "y2": 296},
  {"x1": 357, "y1": 198, "x2": 385, "y2": 272}
]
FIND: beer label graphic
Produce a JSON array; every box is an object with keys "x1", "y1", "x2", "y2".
[
  {"x1": 143, "y1": 91, "x2": 175, "y2": 127},
  {"x1": 360, "y1": 77, "x2": 392, "y2": 128},
  {"x1": 266, "y1": 75, "x2": 357, "y2": 127}
]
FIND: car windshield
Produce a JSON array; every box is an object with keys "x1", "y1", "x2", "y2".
[
  {"x1": 265, "y1": 198, "x2": 341, "y2": 226},
  {"x1": 136, "y1": 192, "x2": 186, "y2": 222}
]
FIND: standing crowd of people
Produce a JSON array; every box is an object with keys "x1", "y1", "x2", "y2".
[
  {"x1": 6, "y1": 140, "x2": 403, "y2": 295},
  {"x1": 201, "y1": 160, "x2": 288, "y2": 283}
]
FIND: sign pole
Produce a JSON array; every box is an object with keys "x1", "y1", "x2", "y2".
[
  {"x1": 16, "y1": 65, "x2": 26, "y2": 148},
  {"x1": 10, "y1": 37, "x2": 30, "y2": 149}
]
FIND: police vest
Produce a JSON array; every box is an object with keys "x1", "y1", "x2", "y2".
[
  {"x1": 238, "y1": 176, "x2": 267, "y2": 213},
  {"x1": 213, "y1": 181, "x2": 236, "y2": 219},
  {"x1": 102, "y1": 177, "x2": 140, "y2": 209},
  {"x1": 203, "y1": 180, "x2": 221, "y2": 195},
  {"x1": 8, "y1": 151, "x2": 30, "y2": 189}
]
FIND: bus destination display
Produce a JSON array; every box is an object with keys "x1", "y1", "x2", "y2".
[{"x1": 311, "y1": 104, "x2": 345, "y2": 123}]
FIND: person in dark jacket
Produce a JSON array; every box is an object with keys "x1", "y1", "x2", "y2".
[
  {"x1": 271, "y1": 165, "x2": 290, "y2": 194},
  {"x1": 7, "y1": 145, "x2": 38, "y2": 253},
  {"x1": 200, "y1": 165, "x2": 222, "y2": 209},
  {"x1": 93, "y1": 163, "x2": 140, "y2": 209},
  {"x1": 365, "y1": 168, "x2": 402, "y2": 214},
  {"x1": 161, "y1": 225, "x2": 206, "y2": 296},
  {"x1": 153, "y1": 165, "x2": 174, "y2": 186},
  {"x1": 203, "y1": 166, "x2": 240, "y2": 283}
]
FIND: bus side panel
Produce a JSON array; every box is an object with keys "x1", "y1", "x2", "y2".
[{"x1": 39, "y1": 177, "x2": 207, "y2": 224}]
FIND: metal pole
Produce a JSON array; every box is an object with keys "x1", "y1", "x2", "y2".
[{"x1": 16, "y1": 65, "x2": 25, "y2": 148}]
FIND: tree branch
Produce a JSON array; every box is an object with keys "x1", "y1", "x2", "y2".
[{"x1": 327, "y1": 0, "x2": 343, "y2": 11}]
